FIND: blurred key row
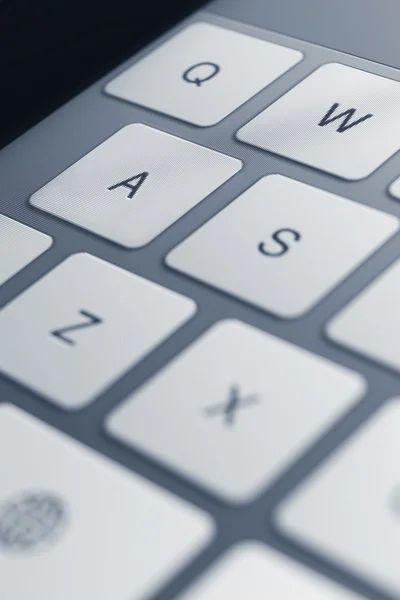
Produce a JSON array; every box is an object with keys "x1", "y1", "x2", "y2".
[
  {"x1": 3, "y1": 382, "x2": 400, "y2": 597},
  {"x1": 3, "y1": 403, "x2": 397, "y2": 600}
]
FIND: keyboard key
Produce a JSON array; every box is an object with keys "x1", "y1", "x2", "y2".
[
  {"x1": 237, "y1": 63, "x2": 400, "y2": 180},
  {"x1": 0, "y1": 214, "x2": 51, "y2": 285},
  {"x1": 177, "y1": 542, "x2": 362, "y2": 600},
  {"x1": 327, "y1": 259, "x2": 400, "y2": 371},
  {"x1": 107, "y1": 320, "x2": 365, "y2": 504},
  {"x1": 0, "y1": 253, "x2": 196, "y2": 409},
  {"x1": 0, "y1": 404, "x2": 213, "y2": 600},
  {"x1": 166, "y1": 175, "x2": 398, "y2": 319},
  {"x1": 30, "y1": 124, "x2": 241, "y2": 247},
  {"x1": 277, "y1": 400, "x2": 400, "y2": 597},
  {"x1": 105, "y1": 23, "x2": 303, "y2": 127}
]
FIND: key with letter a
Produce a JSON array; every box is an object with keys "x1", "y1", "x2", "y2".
[
  {"x1": 237, "y1": 63, "x2": 400, "y2": 180},
  {"x1": 107, "y1": 171, "x2": 149, "y2": 199},
  {"x1": 30, "y1": 124, "x2": 241, "y2": 248}
]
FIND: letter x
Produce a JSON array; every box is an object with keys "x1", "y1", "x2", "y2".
[{"x1": 203, "y1": 385, "x2": 260, "y2": 427}]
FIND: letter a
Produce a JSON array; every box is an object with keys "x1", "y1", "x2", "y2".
[{"x1": 108, "y1": 172, "x2": 149, "y2": 199}]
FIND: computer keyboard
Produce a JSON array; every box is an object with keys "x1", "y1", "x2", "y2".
[{"x1": 1, "y1": 7, "x2": 400, "y2": 600}]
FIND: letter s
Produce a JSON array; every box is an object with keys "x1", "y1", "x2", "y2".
[{"x1": 258, "y1": 228, "x2": 301, "y2": 257}]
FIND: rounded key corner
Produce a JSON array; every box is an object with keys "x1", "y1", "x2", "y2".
[
  {"x1": 231, "y1": 538, "x2": 269, "y2": 554},
  {"x1": 264, "y1": 300, "x2": 314, "y2": 321},
  {"x1": 270, "y1": 501, "x2": 300, "y2": 543},
  {"x1": 103, "y1": 80, "x2": 118, "y2": 98},
  {"x1": 311, "y1": 162, "x2": 378, "y2": 182},
  {"x1": 103, "y1": 409, "x2": 119, "y2": 439},
  {"x1": 185, "y1": 296, "x2": 198, "y2": 318},
  {"x1": 37, "y1": 384, "x2": 95, "y2": 413},
  {"x1": 388, "y1": 179, "x2": 400, "y2": 200},
  {"x1": 0, "y1": 401, "x2": 19, "y2": 416},
  {"x1": 335, "y1": 159, "x2": 398, "y2": 182},
  {"x1": 235, "y1": 126, "x2": 247, "y2": 143},
  {"x1": 323, "y1": 318, "x2": 338, "y2": 342},
  {"x1": 102, "y1": 82, "x2": 112, "y2": 99},
  {"x1": 232, "y1": 154, "x2": 244, "y2": 171},
  {"x1": 334, "y1": 170, "x2": 374, "y2": 183},
  {"x1": 213, "y1": 317, "x2": 246, "y2": 330},
  {"x1": 200, "y1": 510, "x2": 218, "y2": 542},
  {"x1": 185, "y1": 21, "x2": 218, "y2": 32},
  {"x1": 387, "y1": 213, "x2": 400, "y2": 233},
  {"x1": 207, "y1": 481, "x2": 264, "y2": 507},
  {"x1": 230, "y1": 488, "x2": 266, "y2": 507},
  {"x1": 350, "y1": 372, "x2": 368, "y2": 401},
  {"x1": 58, "y1": 395, "x2": 94, "y2": 413},
  {"x1": 123, "y1": 237, "x2": 154, "y2": 250},
  {"x1": 217, "y1": 539, "x2": 270, "y2": 563},
  {"x1": 323, "y1": 318, "x2": 353, "y2": 354},
  {"x1": 164, "y1": 249, "x2": 188, "y2": 274},
  {"x1": 316, "y1": 61, "x2": 342, "y2": 70},
  {"x1": 64, "y1": 250, "x2": 93, "y2": 263},
  {"x1": 382, "y1": 396, "x2": 400, "y2": 411},
  {"x1": 275, "y1": 306, "x2": 311, "y2": 321},
  {"x1": 308, "y1": 62, "x2": 352, "y2": 78},
  {"x1": 28, "y1": 189, "x2": 43, "y2": 208},
  {"x1": 42, "y1": 233, "x2": 55, "y2": 250},
  {"x1": 189, "y1": 318, "x2": 246, "y2": 342},
  {"x1": 184, "y1": 113, "x2": 229, "y2": 129},
  {"x1": 111, "y1": 122, "x2": 151, "y2": 137},
  {"x1": 293, "y1": 47, "x2": 305, "y2": 61},
  {"x1": 164, "y1": 249, "x2": 176, "y2": 269}
]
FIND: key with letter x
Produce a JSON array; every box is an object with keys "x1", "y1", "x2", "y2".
[
  {"x1": 107, "y1": 320, "x2": 364, "y2": 503},
  {"x1": 203, "y1": 386, "x2": 260, "y2": 427}
]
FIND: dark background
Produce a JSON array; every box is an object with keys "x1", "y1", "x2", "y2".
[{"x1": 0, "y1": 0, "x2": 206, "y2": 150}]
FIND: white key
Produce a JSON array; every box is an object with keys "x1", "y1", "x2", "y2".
[
  {"x1": 0, "y1": 404, "x2": 213, "y2": 600},
  {"x1": 0, "y1": 253, "x2": 196, "y2": 409},
  {"x1": 166, "y1": 175, "x2": 398, "y2": 319},
  {"x1": 277, "y1": 400, "x2": 400, "y2": 597},
  {"x1": 105, "y1": 23, "x2": 303, "y2": 127},
  {"x1": 0, "y1": 214, "x2": 51, "y2": 285},
  {"x1": 238, "y1": 63, "x2": 400, "y2": 180},
  {"x1": 107, "y1": 320, "x2": 365, "y2": 504},
  {"x1": 327, "y1": 259, "x2": 400, "y2": 372},
  {"x1": 177, "y1": 542, "x2": 362, "y2": 600},
  {"x1": 30, "y1": 124, "x2": 241, "y2": 248}
]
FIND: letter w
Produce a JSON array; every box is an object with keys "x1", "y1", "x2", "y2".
[{"x1": 318, "y1": 103, "x2": 373, "y2": 133}]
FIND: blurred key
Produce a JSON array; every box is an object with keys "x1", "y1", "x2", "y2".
[{"x1": 0, "y1": 404, "x2": 214, "y2": 600}]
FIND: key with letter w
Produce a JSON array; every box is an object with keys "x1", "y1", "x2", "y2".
[{"x1": 318, "y1": 103, "x2": 373, "y2": 133}]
